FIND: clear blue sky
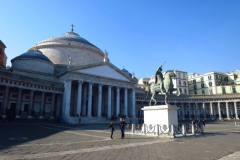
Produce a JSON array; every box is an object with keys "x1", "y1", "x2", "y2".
[{"x1": 1, "y1": 0, "x2": 240, "y2": 78}]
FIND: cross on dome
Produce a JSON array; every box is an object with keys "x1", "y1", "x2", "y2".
[{"x1": 71, "y1": 24, "x2": 75, "y2": 32}]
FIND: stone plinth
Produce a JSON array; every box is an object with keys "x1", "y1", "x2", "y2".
[{"x1": 141, "y1": 105, "x2": 179, "y2": 126}]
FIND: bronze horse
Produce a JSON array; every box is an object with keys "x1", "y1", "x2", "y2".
[{"x1": 147, "y1": 70, "x2": 180, "y2": 105}]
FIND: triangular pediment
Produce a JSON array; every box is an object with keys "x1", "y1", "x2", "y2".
[{"x1": 74, "y1": 64, "x2": 131, "y2": 82}]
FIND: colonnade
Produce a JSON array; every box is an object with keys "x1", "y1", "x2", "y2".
[
  {"x1": 62, "y1": 80, "x2": 136, "y2": 118},
  {"x1": 0, "y1": 85, "x2": 61, "y2": 118},
  {"x1": 177, "y1": 101, "x2": 240, "y2": 120}
]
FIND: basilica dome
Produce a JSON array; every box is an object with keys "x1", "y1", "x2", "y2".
[
  {"x1": 11, "y1": 49, "x2": 54, "y2": 74},
  {"x1": 30, "y1": 30, "x2": 105, "y2": 66}
]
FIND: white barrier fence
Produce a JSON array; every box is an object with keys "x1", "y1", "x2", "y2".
[{"x1": 125, "y1": 124, "x2": 204, "y2": 138}]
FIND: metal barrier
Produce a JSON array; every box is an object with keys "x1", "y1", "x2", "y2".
[
  {"x1": 186, "y1": 124, "x2": 193, "y2": 134},
  {"x1": 125, "y1": 123, "x2": 204, "y2": 138},
  {"x1": 235, "y1": 121, "x2": 240, "y2": 126}
]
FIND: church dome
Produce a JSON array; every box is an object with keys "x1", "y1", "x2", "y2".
[
  {"x1": 31, "y1": 30, "x2": 105, "y2": 67},
  {"x1": 122, "y1": 68, "x2": 132, "y2": 77},
  {"x1": 12, "y1": 49, "x2": 52, "y2": 63},
  {"x1": 38, "y1": 31, "x2": 97, "y2": 48},
  {"x1": 11, "y1": 49, "x2": 54, "y2": 74}
]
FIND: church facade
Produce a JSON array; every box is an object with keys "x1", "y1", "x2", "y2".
[{"x1": 0, "y1": 30, "x2": 137, "y2": 122}]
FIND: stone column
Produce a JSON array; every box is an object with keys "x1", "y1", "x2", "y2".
[
  {"x1": 28, "y1": 90, "x2": 34, "y2": 118},
  {"x1": 131, "y1": 89, "x2": 136, "y2": 118},
  {"x1": 87, "y1": 83, "x2": 93, "y2": 117},
  {"x1": 107, "y1": 86, "x2": 112, "y2": 118},
  {"x1": 195, "y1": 103, "x2": 199, "y2": 119},
  {"x1": 76, "y1": 81, "x2": 83, "y2": 116},
  {"x1": 39, "y1": 92, "x2": 45, "y2": 118},
  {"x1": 16, "y1": 88, "x2": 22, "y2": 118},
  {"x1": 97, "y1": 84, "x2": 103, "y2": 117},
  {"x1": 2, "y1": 86, "x2": 9, "y2": 116},
  {"x1": 210, "y1": 102, "x2": 213, "y2": 119},
  {"x1": 62, "y1": 80, "x2": 72, "y2": 117},
  {"x1": 234, "y1": 101, "x2": 239, "y2": 119},
  {"x1": 188, "y1": 103, "x2": 192, "y2": 120},
  {"x1": 226, "y1": 102, "x2": 230, "y2": 119},
  {"x1": 82, "y1": 85, "x2": 87, "y2": 116},
  {"x1": 181, "y1": 103, "x2": 185, "y2": 120},
  {"x1": 116, "y1": 87, "x2": 120, "y2": 117},
  {"x1": 202, "y1": 103, "x2": 206, "y2": 119},
  {"x1": 124, "y1": 88, "x2": 128, "y2": 118},
  {"x1": 218, "y1": 102, "x2": 222, "y2": 120}
]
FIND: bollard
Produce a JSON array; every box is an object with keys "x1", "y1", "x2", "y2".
[
  {"x1": 156, "y1": 124, "x2": 159, "y2": 136},
  {"x1": 142, "y1": 124, "x2": 145, "y2": 134},
  {"x1": 182, "y1": 124, "x2": 186, "y2": 137},
  {"x1": 192, "y1": 124, "x2": 196, "y2": 135},
  {"x1": 171, "y1": 125, "x2": 175, "y2": 138},
  {"x1": 131, "y1": 124, "x2": 135, "y2": 134}
]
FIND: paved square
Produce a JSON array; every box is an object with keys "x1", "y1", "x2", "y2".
[{"x1": 1, "y1": 121, "x2": 240, "y2": 160}]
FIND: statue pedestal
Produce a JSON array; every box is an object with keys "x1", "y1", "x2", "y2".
[{"x1": 141, "y1": 105, "x2": 179, "y2": 126}]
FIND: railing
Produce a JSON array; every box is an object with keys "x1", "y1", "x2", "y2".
[
  {"x1": 235, "y1": 121, "x2": 240, "y2": 126},
  {"x1": 125, "y1": 123, "x2": 204, "y2": 138}
]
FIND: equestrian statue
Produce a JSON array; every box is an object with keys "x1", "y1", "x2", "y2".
[{"x1": 147, "y1": 61, "x2": 180, "y2": 105}]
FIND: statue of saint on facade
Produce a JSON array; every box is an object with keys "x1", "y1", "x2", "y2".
[
  {"x1": 147, "y1": 61, "x2": 180, "y2": 105},
  {"x1": 68, "y1": 55, "x2": 72, "y2": 68},
  {"x1": 103, "y1": 50, "x2": 110, "y2": 62}
]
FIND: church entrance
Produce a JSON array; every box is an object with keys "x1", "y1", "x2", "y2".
[{"x1": 10, "y1": 103, "x2": 16, "y2": 114}]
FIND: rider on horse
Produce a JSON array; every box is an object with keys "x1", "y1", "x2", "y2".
[{"x1": 155, "y1": 61, "x2": 166, "y2": 93}]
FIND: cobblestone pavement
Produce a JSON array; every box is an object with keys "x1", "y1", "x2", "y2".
[{"x1": 0, "y1": 121, "x2": 240, "y2": 160}]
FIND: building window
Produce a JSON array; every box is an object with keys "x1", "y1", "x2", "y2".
[
  {"x1": 183, "y1": 81, "x2": 186, "y2": 86},
  {"x1": 183, "y1": 74, "x2": 185, "y2": 78},
  {"x1": 179, "y1": 88, "x2": 182, "y2": 94},
  {"x1": 222, "y1": 87, "x2": 226, "y2": 94},
  {"x1": 232, "y1": 86, "x2": 236, "y2": 93},
  {"x1": 208, "y1": 75, "x2": 212, "y2": 80},
  {"x1": 209, "y1": 82, "x2": 212, "y2": 86},
  {"x1": 202, "y1": 90, "x2": 205, "y2": 95},
  {"x1": 184, "y1": 89, "x2": 187, "y2": 94},
  {"x1": 179, "y1": 81, "x2": 181, "y2": 86},
  {"x1": 209, "y1": 88, "x2": 213, "y2": 95},
  {"x1": 201, "y1": 83, "x2": 204, "y2": 88},
  {"x1": 194, "y1": 91, "x2": 197, "y2": 95},
  {"x1": 201, "y1": 77, "x2": 204, "y2": 81},
  {"x1": 193, "y1": 80, "x2": 196, "y2": 84},
  {"x1": 178, "y1": 73, "x2": 181, "y2": 78}
]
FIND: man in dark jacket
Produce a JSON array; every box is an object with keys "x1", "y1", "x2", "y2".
[{"x1": 120, "y1": 118, "x2": 127, "y2": 139}]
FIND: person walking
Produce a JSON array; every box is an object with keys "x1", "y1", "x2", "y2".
[
  {"x1": 202, "y1": 120, "x2": 205, "y2": 127},
  {"x1": 120, "y1": 118, "x2": 126, "y2": 139},
  {"x1": 109, "y1": 121, "x2": 115, "y2": 139}
]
